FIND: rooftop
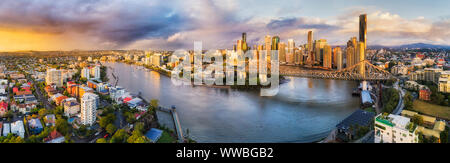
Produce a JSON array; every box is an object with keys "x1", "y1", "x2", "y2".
[{"x1": 336, "y1": 109, "x2": 375, "y2": 131}]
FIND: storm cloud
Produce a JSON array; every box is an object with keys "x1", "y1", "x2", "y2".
[{"x1": 0, "y1": 0, "x2": 449, "y2": 50}]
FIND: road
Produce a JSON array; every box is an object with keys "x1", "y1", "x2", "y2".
[
  {"x1": 29, "y1": 76, "x2": 55, "y2": 110},
  {"x1": 392, "y1": 81, "x2": 405, "y2": 115},
  {"x1": 380, "y1": 80, "x2": 405, "y2": 115}
]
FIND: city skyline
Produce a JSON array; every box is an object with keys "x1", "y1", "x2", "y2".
[{"x1": 0, "y1": 0, "x2": 450, "y2": 51}]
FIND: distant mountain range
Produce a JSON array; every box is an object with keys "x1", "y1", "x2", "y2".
[{"x1": 368, "y1": 43, "x2": 450, "y2": 49}]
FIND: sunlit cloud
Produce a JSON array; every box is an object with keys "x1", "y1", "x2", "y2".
[{"x1": 0, "y1": 0, "x2": 449, "y2": 51}]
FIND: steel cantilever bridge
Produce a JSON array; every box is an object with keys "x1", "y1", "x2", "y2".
[{"x1": 280, "y1": 60, "x2": 394, "y2": 81}]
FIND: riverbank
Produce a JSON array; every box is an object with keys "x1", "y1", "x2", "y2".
[
  {"x1": 113, "y1": 60, "x2": 289, "y2": 90},
  {"x1": 103, "y1": 61, "x2": 361, "y2": 143}
]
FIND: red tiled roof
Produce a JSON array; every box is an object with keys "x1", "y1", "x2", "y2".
[{"x1": 44, "y1": 130, "x2": 63, "y2": 142}]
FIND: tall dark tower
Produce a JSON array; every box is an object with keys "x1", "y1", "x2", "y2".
[
  {"x1": 359, "y1": 14, "x2": 367, "y2": 49},
  {"x1": 271, "y1": 36, "x2": 280, "y2": 50},
  {"x1": 242, "y1": 33, "x2": 248, "y2": 52}
]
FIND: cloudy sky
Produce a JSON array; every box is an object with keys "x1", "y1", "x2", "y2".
[{"x1": 0, "y1": 0, "x2": 449, "y2": 51}]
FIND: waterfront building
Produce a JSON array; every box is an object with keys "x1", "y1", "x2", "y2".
[
  {"x1": 295, "y1": 47, "x2": 304, "y2": 65},
  {"x1": 279, "y1": 42, "x2": 287, "y2": 64},
  {"x1": 334, "y1": 47, "x2": 343, "y2": 70},
  {"x1": 307, "y1": 31, "x2": 314, "y2": 65},
  {"x1": 80, "y1": 93, "x2": 99, "y2": 126},
  {"x1": 287, "y1": 39, "x2": 295, "y2": 65},
  {"x1": 314, "y1": 39, "x2": 327, "y2": 64},
  {"x1": 151, "y1": 53, "x2": 162, "y2": 67},
  {"x1": 323, "y1": 45, "x2": 332, "y2": 68},
  {"x1": 374, "y1": 114, "x2": 419, "y2": 143},
  {"x1": 45, "y1": 68, "x2": 63, "y2": 87},
  {"x1": 335, "y1": 109, "x2": 375, "y2": 142}
]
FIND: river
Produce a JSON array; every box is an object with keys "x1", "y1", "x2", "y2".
[{"x1": 103, "y1": 62, "x2": 360, "y2": 143}]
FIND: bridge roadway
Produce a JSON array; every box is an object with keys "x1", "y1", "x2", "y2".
[{"x1": 279, "y1": 61, "x2": 393, "y2": 81}]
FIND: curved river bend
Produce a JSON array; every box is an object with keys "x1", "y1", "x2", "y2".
[{"x1": 104, "y1": 62, "x2": 360, "y2": 143}]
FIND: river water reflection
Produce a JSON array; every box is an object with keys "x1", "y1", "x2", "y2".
[{"x1": 104, "y1": 62, "x2": 360, "y2": 143}]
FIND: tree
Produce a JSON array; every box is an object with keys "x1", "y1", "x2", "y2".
[
  {"x1": 403, "y1": 92, "x2": 413, "y2": 110},
  {"x1": 96, "y1": 138, "x2": 108, "y2": 143},
  {"x1": 110, "y1": 129, "x2": 129, "y2": 143},
  {"x1": 99, "y1": 113, "x2": 116, "y2": 129},
  {"x1": 148, "y1": 99, "x2": 159, "y2": 115},
  {"x1": 127, "y1": 123, "x2": 150, "y2": 143},
  {"x1": 411, "y1": 115, "x2": 424, "y2": 126},
  {"x1": 440, "y1": 126, "x2": 449, "y2": 143},
  {"x1": 106, "y1": 124, "x2": 117, "y2": 135},
  {"x1": 56, "y1": 118, "x2": 71, "y2": 136},
  {"x1": 38, "y1": 108, "x2": 47, "y2": 117}
]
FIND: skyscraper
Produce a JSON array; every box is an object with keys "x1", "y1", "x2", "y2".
[
  {"x1": 323, "y1": 45, "x2": 332, "y2": 69},
  {"x1": 271, "y1": 36, "x2": 280, "y2": 50},
  {"x1": 287, "y1": 39, "x2": 295, "y2": 65},
  {"x1": 237, "y1": 40, "x2": 243, "y2": 55},
  {"x1": 242, "y1": 33, "x2": 248, "y2": 52},
  {"x1": 346, "y1": 46, "x2": 355, "y2": 68},
  {"x1": 335, "y1": 47, "x2": 343, "y2": 70},
  {"x1": 264, "y1": 35, "x2": 272, "y2": 63},
  {"x1": 359, "y1": 14, "x2": 367, "y2": 49},
  {"x1": 307, "y1": 31, "x2": 314, "y2": 66},
  {"x1": 279, "y1": 42, "x2": 286, "y2": 63},
  {"x1": 357, "y1": 42, "x2": 366, "y2": 75},
  {"x1": 314, "y1": 39, "x2": 327, "y2": 64}
]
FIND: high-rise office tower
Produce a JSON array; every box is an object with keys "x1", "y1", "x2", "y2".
[
  {"x1": 359, "y1": 14, "x2": 367, "y2": 49},
  {"x1": 346, "y1": 46, "x2": 355, "y2": 68},
  {"x1": 314, "y1": 39, "x2": 327, "y2": 64},
  {"x1": 308, "y1": 31, "x2": 313, "y2": 53},
  {"x1": 271, "y1": 36, "x2": 280, "y2": 50},
  {"x1": 287, "y1": 39, "x2": 295, "y2": 65},
  {"x1": 264, "y1": 35, "x2": 272, "y2": 63},
  {"x1": 357, "y1": 42, "x2": 366, "y2": 75},
  {"x1": 236, "y1": 40, "x2": 242, "y2": 51},
  {"x1": 335, "y1": 47, "x2": 343, "y2": 70},
  {"x1": 323, "y1": 45, "x2": 332, "y2": 69},
  {"x1": 307, "y1": 31, "x2": 314, "y2": 66},
  {"x1": 279, "y1": 42, "x2": 287, "y2": 63},
  {"x1": 295, "y1": 47, "x2": 302, "y2": 65},
  {"x1": 351, "y1": 37, "x2": 358, "y2": 65},
  {"x1": 242, "y1": 33, "x2": 248, "y2": 52}
]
